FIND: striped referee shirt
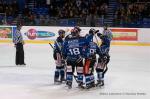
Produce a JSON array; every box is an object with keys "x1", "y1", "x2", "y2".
[{"x1": 13, "y1": 29, "x2": 24, "y2": 44}]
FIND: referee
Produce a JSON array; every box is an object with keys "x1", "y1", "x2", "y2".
[{"x1": 13, "y1": 24, "x2": 26, "y2": 65}]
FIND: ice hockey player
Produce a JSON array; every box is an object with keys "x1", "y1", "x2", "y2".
[
  {"x1": 62, "y1": 28, "x2": 88, "y2": 89},
  {"x1": 102, "y1": 24, "x2": 113, "y2": 41},
  {"x1": 83, "y1": 28, "x2": 100, "y2": 89},
  {"x1": 53, "y1": 29, "x2": 66, "y2": 84},
  {"x1": 96, "y1": 25, "x2": 113, "y2": 86}
]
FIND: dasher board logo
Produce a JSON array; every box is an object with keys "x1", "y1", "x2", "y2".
[
  {"x1": 24, "y1": 29, "x2": 55, "y2": 40},
  {"x1": 111, "y1": 28, "x2": 138, "y2": 41},
  {"x1": 0, "y1": 27, "x2": 12, "y2": 38}
]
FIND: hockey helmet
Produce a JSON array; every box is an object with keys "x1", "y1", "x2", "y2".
[
  {"x1": 58, "y1": 29, "x2": 65, "y2": 38},
  {"x1": 74, "y1": 26, "x2": 81, "y2": 32},
  {"x1": 71, "y1": 28, "x2": 79, "y2": 37},
  {"x1": 103, "y1": 24, "x2": 108, "y2": 30},
  {"x1": 89, "y1": 28, "x2": 96, "y2": 34},
  {"x1": 58, "y1": 29, "x2": 65, "y2": 35}
]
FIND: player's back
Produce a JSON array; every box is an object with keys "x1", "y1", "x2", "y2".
[
  {"x1": 101, "y1": 35, "x2": 111, "y2": 47},
  {"x1": 63, "y1": 36, "x2": 86, "y2": 60},
  {"x1": 84, "y1": 42, "x2": 100, "y2": 58}
]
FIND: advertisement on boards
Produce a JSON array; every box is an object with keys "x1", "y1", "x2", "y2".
[
  {"x1": 111, "y1": 28, "x2": 138, "y2": 41},
  {"x1": 0, "y1": 26, "x2": 13, "y2": 39}
]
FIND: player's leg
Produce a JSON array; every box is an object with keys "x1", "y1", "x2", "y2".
[
  {"x1": 102, "y1": 55, "x2": 110, "y2": 79},
  {"x1": 76, "y1": 59, "x2": 84, "y2": 88},
  {"x1": 84, "y1": 58, "x2": 91, "y2": 88},
  {"x1": 89, "y1": 58, "x2": 96, "y2": 87},
  {"x1": 96, "y1": 55, "x2": 110, "y2": 86},
  {"x1": 66, "y1": 60, "x2": 74, "y2": 89},
  {"x1": 59, "y1": 59, "x2": 66, "y2": 82},
  {"x1": 54, "y1": 53, "x2": 62, "y2": 84},
  {"x1": 60, "y1": 65, "x2": 65, "y2": 82},
  {"x1": 96, "y1": 57, "x2": 105, "y2": 86}
]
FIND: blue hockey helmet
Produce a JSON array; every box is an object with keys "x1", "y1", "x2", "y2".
[
  {"x1": 58, "y1": 29, "x2": 65, "y2": 38},
  {"x1": 58, "y1": 29, "x2": 65, "y2": 35}
]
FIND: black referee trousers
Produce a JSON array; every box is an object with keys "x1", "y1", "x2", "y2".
[{"x1": 15, "y1": 43, "x2": 25, "y2": 65}]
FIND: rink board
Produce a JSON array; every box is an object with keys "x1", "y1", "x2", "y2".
[
  {"x1": 1, "y1": 39, "x2": 150, "y2": 46},
  {"x1": 0, "y1": 26, "x2": 150, "y2": 46}
]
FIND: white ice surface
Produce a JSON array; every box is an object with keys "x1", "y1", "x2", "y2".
[{"x1": 0, "y1": 43, "x2": 150, "y2": 99}]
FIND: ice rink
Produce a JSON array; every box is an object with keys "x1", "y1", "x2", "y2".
[{"x1": 0, "y1": 43, "x2": 150, "y2": 99}]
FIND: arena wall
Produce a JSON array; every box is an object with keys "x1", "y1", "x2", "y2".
[{"x1": 0, "y1": 26, "x2": 150, "y2": 46}]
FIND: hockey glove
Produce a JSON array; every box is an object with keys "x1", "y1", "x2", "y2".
[{"x1": 97, "y1": 33, "x2": 102, "y2": 37}]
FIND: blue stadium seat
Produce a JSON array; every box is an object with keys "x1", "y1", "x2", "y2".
[
  {"x1": 68, "y1": 19, "x2": 76, "y2": 26},
  {"x1": 59, "y1": 19, "x2": 68, "y2": 26},
  {"x1": 143, "y1": 22, "x2": 150, "y2": 28}
]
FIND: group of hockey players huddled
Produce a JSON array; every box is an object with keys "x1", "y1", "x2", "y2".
[{"x1": 52, "y1": 25, "x2": 113, "y2": 89}]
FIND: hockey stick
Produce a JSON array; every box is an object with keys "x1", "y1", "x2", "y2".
[
  {"x1": 49, "y1": 43, "x2": 54, "y2": 49},
  {"x1": 101, "y1": 59, "x2": 108, "y2": 77},
  {"x1": 94, "y1": 35, "x2": 100, "y2": 46},
  {"x1": 94, "y1": 30, "x2": 100, "y2": 46},
  {"x1": 102, "y1": 65, "x2": 108, "y2": 75},
  {"x1": 102, "y1": 54, "x2": 109, "y2": 75},
  {"x1": 73, "y1": 74, "x2": 78, "y2": 82}
]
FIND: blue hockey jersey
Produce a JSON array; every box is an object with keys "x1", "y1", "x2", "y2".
[
  {"x1": 83, "y1": 42, "x2": 100, "y2": 58},
  {"x1": 99, "y1": 35, "x2": 112, "y2": 54},
  {"x1": 62, "y1": 36, "x2": 88, "y2": 61},
  {"x1": 54, "y1": 37, "x2": 64, "y2": 54}
]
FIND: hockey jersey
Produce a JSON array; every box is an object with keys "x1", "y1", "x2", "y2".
[{"x1": 62, "y1": 36, "x2": 88, "y2": 61}]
